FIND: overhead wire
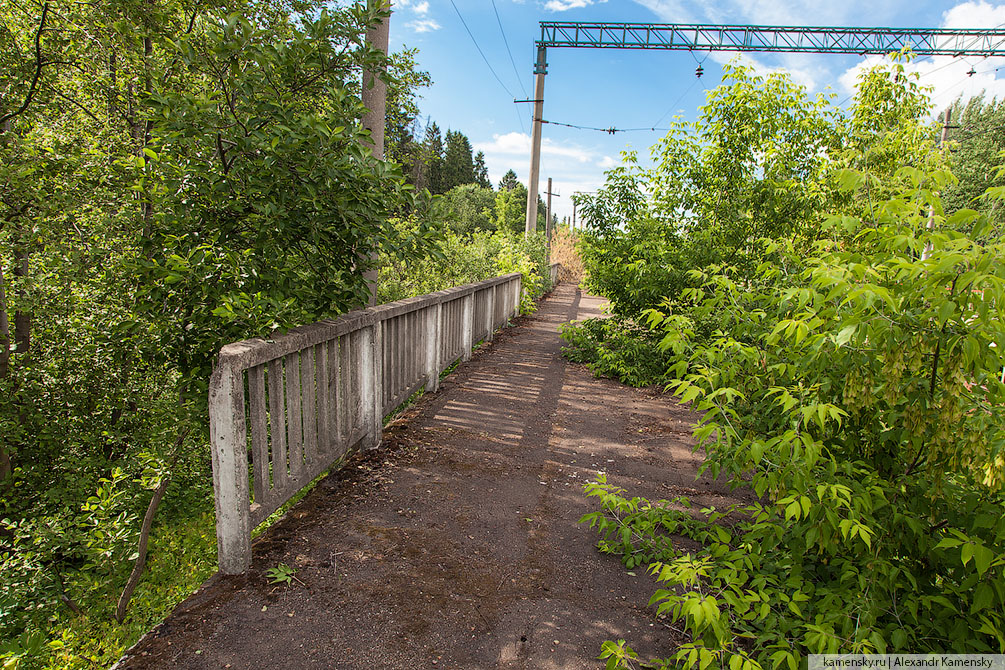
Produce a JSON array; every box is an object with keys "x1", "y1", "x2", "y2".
[
  {"x1": 447, "y1": 0, "x2": 515, "y2": 100},
  {"x1": 918, "y1": 54, "x2": 977, "y2": 80},
  {"x1": 491, "y1": 0, "x2": 529, "y2": 99},
  {"x1": 835, "y1": 56, "x2": 981, "y2": 108},
  {"x1": 448, "y1": 0, "x2": 525, "y2": 133},
  {"x1": 652, "y1": 77, "x2": 700, "y2": 127},
  {"x1": 541, "y1": 119, "x2": 674, "y2": 134},
  {"x1": 918, "y1": 16, "x2": 1005, "y2": 81},
  {"x1": 835, "y1": 20, "x2": 1005, "y2": 109},
  {"x1": 929, "y1": 68, "x2": 987, "y2": 107}
]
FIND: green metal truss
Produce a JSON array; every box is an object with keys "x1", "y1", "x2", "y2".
[{"x1": 537, "y1": 22, "x2": 1005, "y2": 58}]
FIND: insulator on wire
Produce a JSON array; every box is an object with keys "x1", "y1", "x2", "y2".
[
  {"x1": 696, "y1": 64, "x2": 704, "y2": 78},
  {"x1": 967, "y1": 67, "x2": 977, "y2": 76}
]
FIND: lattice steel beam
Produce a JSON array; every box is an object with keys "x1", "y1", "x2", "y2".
[
  {"x1": 538, "y1": 22, "x2": 1005, "y2": 57},
  {"x1": 523, "y1": 21, "x2": 1005, "y2": 235}
]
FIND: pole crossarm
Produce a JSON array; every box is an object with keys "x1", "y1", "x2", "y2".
[{"x1": 538, "y1": 22, "x2": 1005, "y2": 57}]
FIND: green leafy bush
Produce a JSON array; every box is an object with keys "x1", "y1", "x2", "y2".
[
  {"x1": 576, "y1": 56, "x2": 1005, "y2": 669},
  {"x1": 560, "y1": 317, "x2": 672, "y2": 387},
  {"x1": 589, "y1": 175, "x2": 1005, "y2": 666},
  {"x1": 379, "y1": 224, "x2": 552, "y2": 312},
  {"x1": 0, "y1": 1, "x2": 436, "y2": 667}
]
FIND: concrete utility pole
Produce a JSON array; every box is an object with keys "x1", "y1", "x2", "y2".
[
  {"x1": 362, "y1": 0, "x2": 390, "y2": 306},
  {"x1": 525, "y1": 46, "x2": 547, "y2": 237},
  {"x1": 922, "y1": 107, "x2": 952, "y2": 261},
  {"x1": 545, "y1": 177, "x2": 553, "y2": 242},
  {"x1": 572, "y1": 199, "x2": 576, "y2": 230}
]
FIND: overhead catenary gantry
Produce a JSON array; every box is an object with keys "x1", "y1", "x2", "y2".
[{"x1": 523, "y1": 22, "x2": 1005, "y2": 235}]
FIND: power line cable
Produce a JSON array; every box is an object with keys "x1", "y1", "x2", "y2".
[
  {"x1": 448, "y1": 0, "x2": 516, "y2": 100},
  {"x1": 491, "y1": 0, "x2": 528, "y2": 99},
  {"x1": 919, "y1": 54, "x2": 975, "y2": 80},
  {"x1": 514, "y1": 106, "x2": 527, "y2": 135},
  {"x1": 915, "y1": 18, "x2": 1005, "y2": 81},
  {"x1": 930, "y1": 71, "x2": 981, "y2": 107},
  {"x1": 542, "y1": 119, "x2": 673, "y2": 134},
  {"x1": 448, "y1": 0, "x2": 525, "y2": 133},
  {"x1": 652, "y1": 77, "x2": 700, "y2": 127}
]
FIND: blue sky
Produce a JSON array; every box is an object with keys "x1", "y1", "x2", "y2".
[{"x1": 389, "y1": 0, "x2": 1005, "y2": 222}]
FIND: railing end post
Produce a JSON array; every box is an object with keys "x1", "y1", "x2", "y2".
[
  {"x1": 364, "y1": 317, "x2": 382, "y2": 451},
  {"x1": 209, "y1": 362, "x2": 252, "y2": 575}
]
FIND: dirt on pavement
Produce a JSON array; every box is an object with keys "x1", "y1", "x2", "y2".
[{"x1": 116, "y1": 283, "x2": 743, "y2": 670}]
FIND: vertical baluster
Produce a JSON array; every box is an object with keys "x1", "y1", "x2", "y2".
[
  {"x1": 285, "y1": 352, "x2": 303, "y2": 479},
  {"x1": 210, "y1": 362, "x2": 251, "y2": 575},
  {"x1": 316, "y1": 342, "x2": 330, "y2": 456},
  {"x1": 301, "y1": 344, "x2": 318, "y2": 468},
  {"x1": 267, "y1": 358, "x2": 289, "y2": 489},
  {"x1": 338, "y1": 333, "x2": 351, "y2": 443},
  {"x1": 248, "y1": 365, "x2": 269, "y2": 505},
  {"x1": 463, "y1": 293, "x2": 474, "y2": 361},
  {"x1": 372, "y1": 317, "x2": 384, "y2": 433}
]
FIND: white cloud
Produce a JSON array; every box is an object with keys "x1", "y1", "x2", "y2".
[
  {"x1": 701, "y1": 51, "x2": 821, "y2": 91},
  {"x1": 406, "y1": 18, "x2": 441, "y2": 33},
  {"x1": 840, "y1": 53, "x2": 1005, "y2": 115},
  {"x1": 396, "y1": 0, "x2": 436, "y2": 32},
  {"x1": 631, "y1": 0, "x2": 1005, "y2": 116},
  {"x1": 543, "y1": 0, "x2": 606, "y2": 11},
  {"x1": 475, "y1": 132, "x2": 595, "y2": 163},
  {"x1": 838, "y1": 2, "x2": 1005, "y2": 114},
  {"x1": 475, "y1": 132, "x2": 611, "y2": 221},
  {"x1": 942, "y1": 0, "x2": 1005, "y2": 28}
]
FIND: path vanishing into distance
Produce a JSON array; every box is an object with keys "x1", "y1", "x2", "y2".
[{"x1": 117, "y1": 283, "x2": 742, "y2": 670}]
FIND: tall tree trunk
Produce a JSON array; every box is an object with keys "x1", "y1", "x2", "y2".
[
  {"x1": 13, "y1": 233, "x2": 29, "y2": 355},
  {"x1": 0, "y1": 257, "x2": 11, "y2": 482},
  {"x1": 141, "y1": 32, "x2": 154, "y2": 239}
]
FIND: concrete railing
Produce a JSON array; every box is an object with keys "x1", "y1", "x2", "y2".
[{"x1": 209, "y1": 273, "x2": 523, "y2": 574}]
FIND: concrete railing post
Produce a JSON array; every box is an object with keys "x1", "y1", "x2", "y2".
[
  {"x1": 209, "y1": 361, "x2": 252, "y2": 575},
  {"x1": 486, "y1": 285, "x2": 496, "y2": 341},
  {"x1": 513, "y1": 277, "x2": 521, "y2": 318},
  {"x1": 361, "y1": 322, "x2": 380, "y2": 450},
  {"x1": 425, "y1": 301, "x2": 442, "y2": 392},
  {"x1": 461, "y1": 293, "x2": 474, "y2": 362},
  {"x1": 370, "y1": 317, "x2": 383, "y2": 448}
]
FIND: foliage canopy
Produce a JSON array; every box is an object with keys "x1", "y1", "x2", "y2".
[{"x1": 569, "y1": 57, "x2": 1005, "y2": 668}]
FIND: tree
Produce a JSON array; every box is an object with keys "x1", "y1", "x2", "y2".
[
  {"x1": 422, "y1": 121, "x2": 445, "y2": 194},
  {"x1": 441, "y1": 129, "x2": 475, "y2": 191},
  {"x1": 569, "y1": 57, "x2": 1005, "y2": 667},
  {"x1": 0, "y1": 1, "x2": 438, "y2": 658},
  {"x1": 434, "y1": 183, "x2": 496, "y2": 235},
  {"x1": 577, "y1": 62, "x2": 844, "y2": 315},
  {"x1": 943, "y1": 94, "x2": 1005, "y2": 226},
  {"x1": 491, "y1": 180, "x2": 546, "y2": 234},
  {"x1": 498, "y1": 169, "x2": 520, "y2": 191},
  {"x1": 385, "y1": 48, "x2": 432, "y2": 186},
  {"x1": 474, "y1": 150, "x2": 491, "y2": 189}
]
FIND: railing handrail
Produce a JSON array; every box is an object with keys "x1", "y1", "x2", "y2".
[
  {"x1": 216, "y1": 273, "x2": 522, "y2": 372},
  {"x1": 209, "y1": 269, "x2": 552, "y2": 574}
]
